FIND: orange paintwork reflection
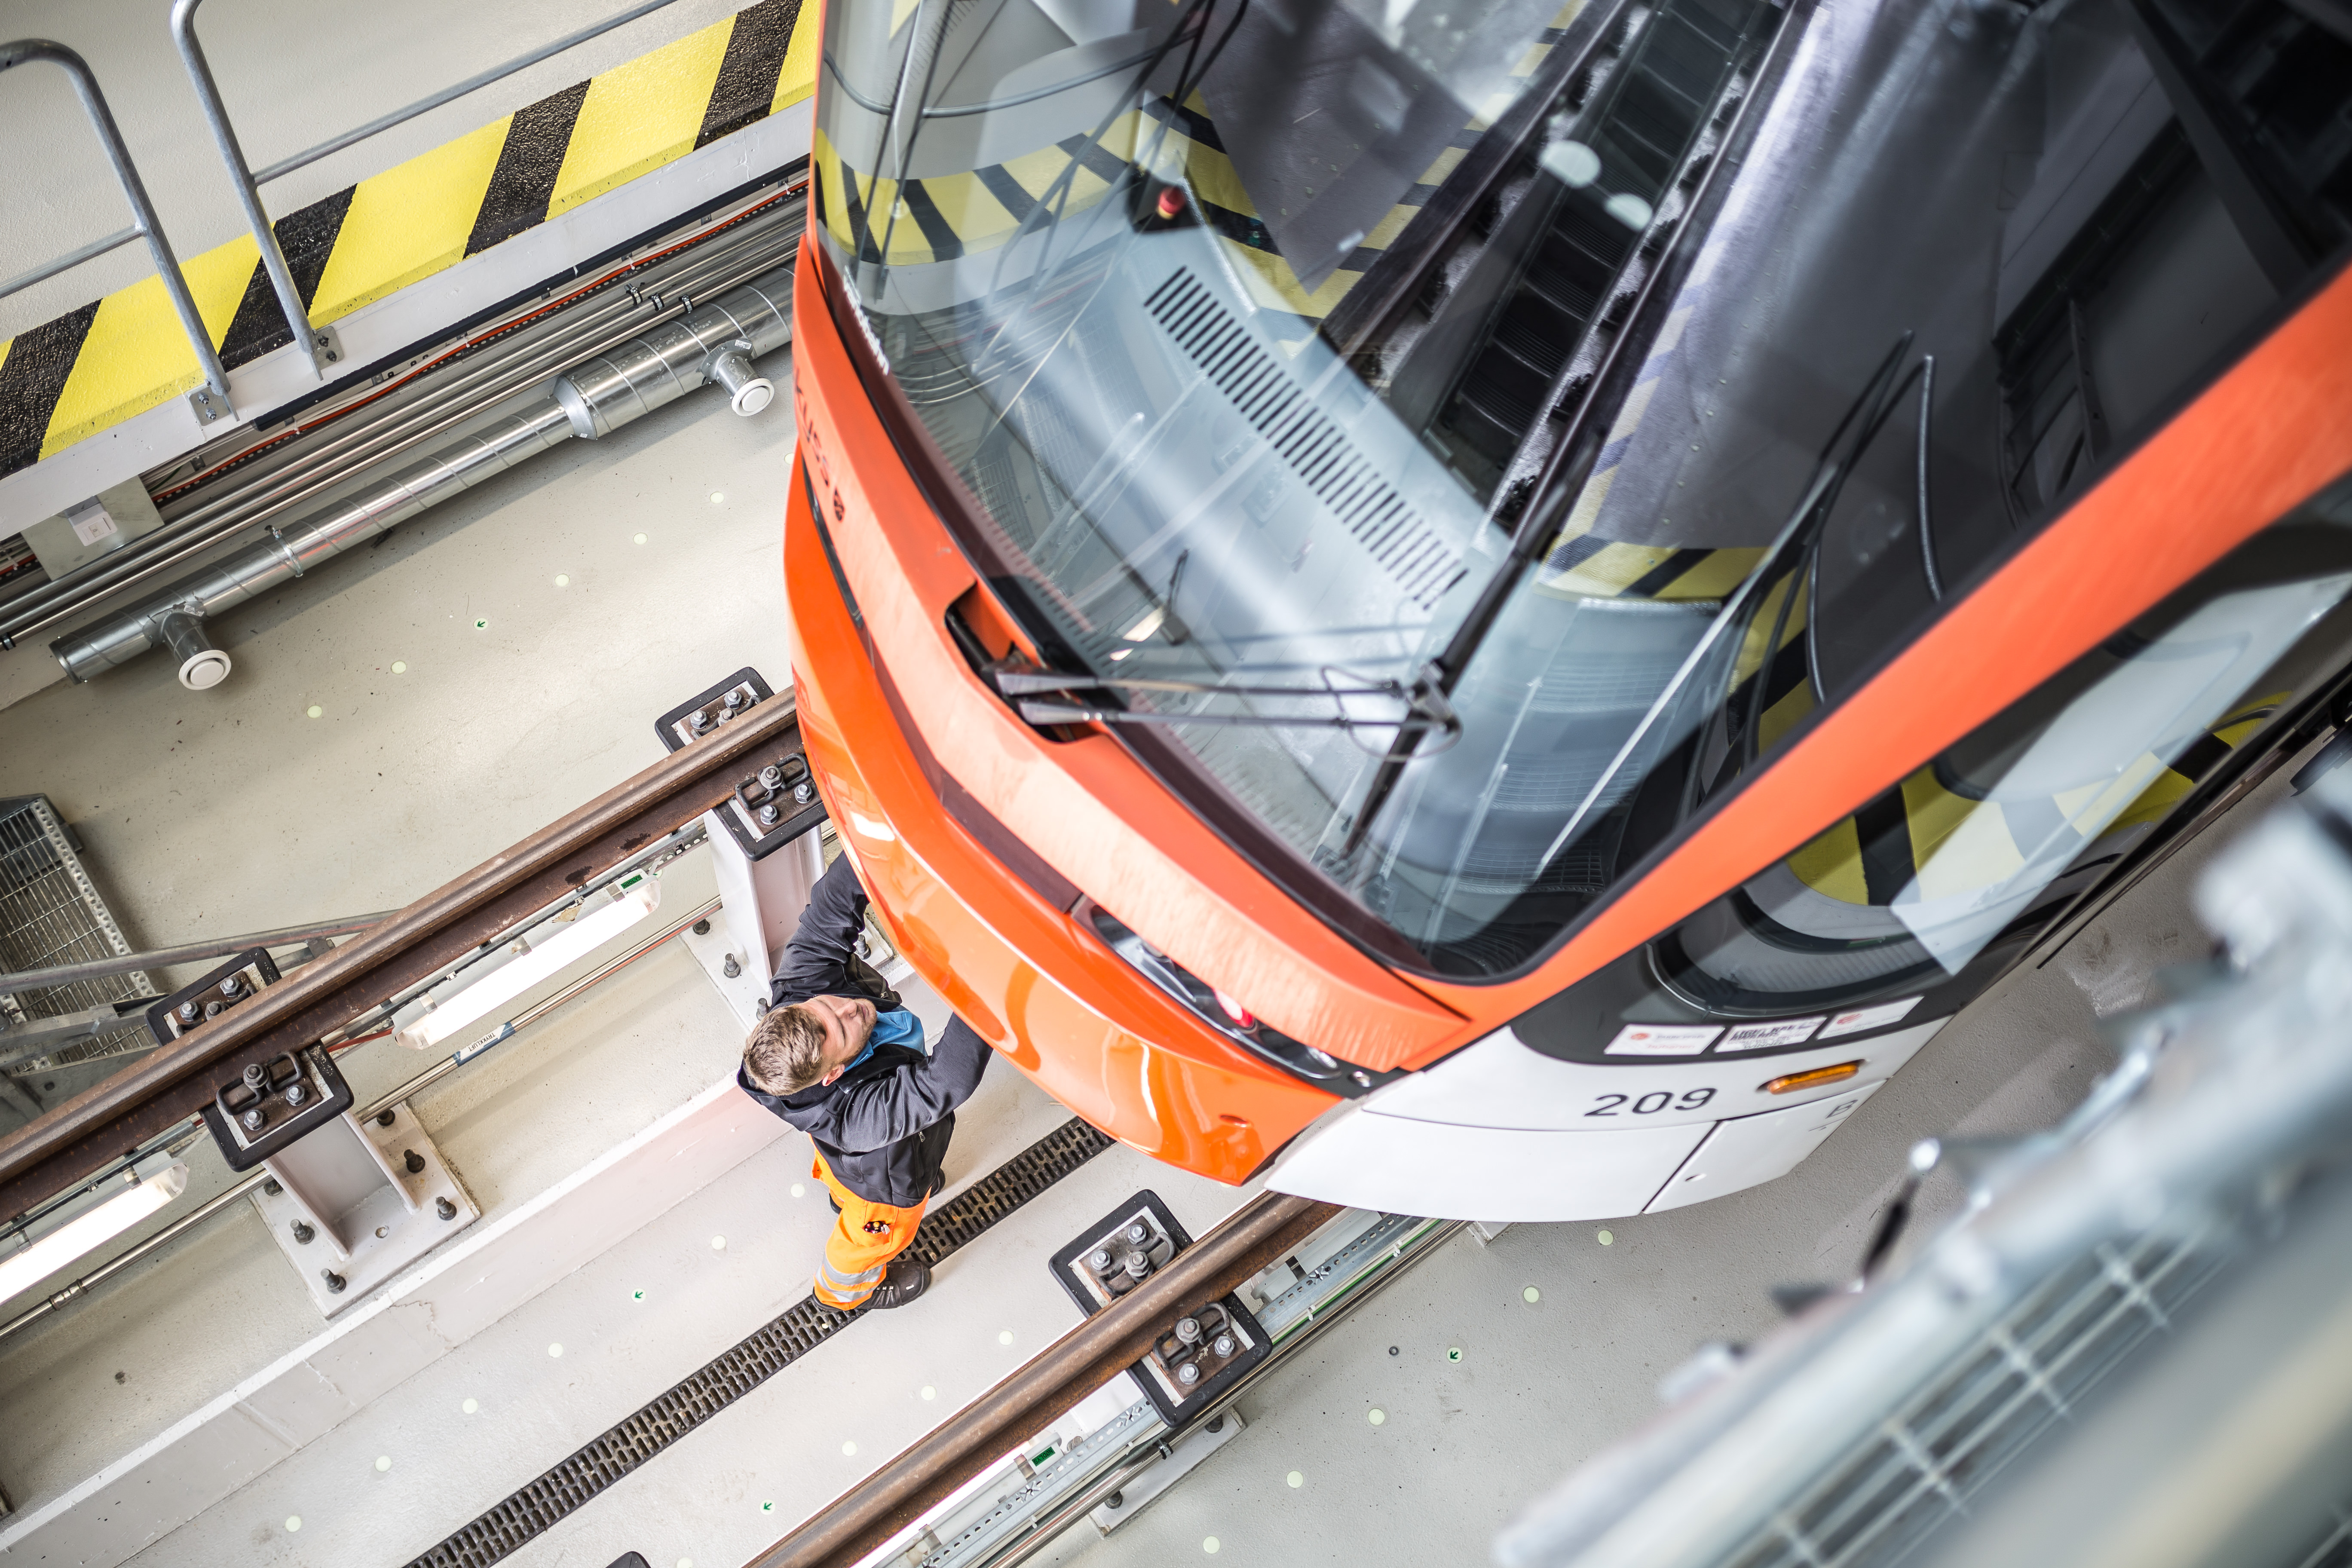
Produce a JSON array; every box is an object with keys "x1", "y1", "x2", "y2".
[
  {"x1": 784, "y1": 456, "x2": 1335, "y2": 1182},
  {"x1": 786, "y1": 206, "x2": 2352, "y2": 1176}
]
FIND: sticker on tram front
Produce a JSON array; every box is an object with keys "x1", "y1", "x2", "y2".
[
  {"x1": 1820, "y1": 995, "x2": 1924, "y2": 1038},
  {"x1": 1717, "y1": 1016, "x2": 1826, "y2": 1050},
  {"x1": 1604, "y1": 1023, "x2": 1722, "y2": 1056}
]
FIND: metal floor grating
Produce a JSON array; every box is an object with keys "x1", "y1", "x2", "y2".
[
  {"x1": 1726, "y1": 1225, "x2": 2225, "y2": 1568},
  {"x1": 402, "y1": 1116, "x2": 1118, "y2": 1568},
  {"x1": 0, "y1": 796, "x2": 156, "y2": 1100}
]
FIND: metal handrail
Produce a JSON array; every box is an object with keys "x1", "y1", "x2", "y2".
[
  {"x1": 0, "y1": 40, "x2": 234, "y2": 420},
  {"x1": 169, "y1": 0, "x2": 692, "y2": 377},
  {"x1": 0, "y1": 908, "x2": 393, "y2": 995}
]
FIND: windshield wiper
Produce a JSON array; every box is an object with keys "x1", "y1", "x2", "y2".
[
  {"x1": 1343, "y1": 340, "x2": 1924, "y2": 864},
  {"x1": 1332, "y1": 0, "x2": 1808, "y2": 858},
  {"x1": 1337, "y1": 445, "x2": 1589, "y2": 854},
  {"x1": 998, "y1": 668, "x2": 1461, "y2": 738}
]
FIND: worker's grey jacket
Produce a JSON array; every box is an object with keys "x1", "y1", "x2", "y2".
[{"x1": 736, "y1": 852, "x2": 992, "y2": 1207}]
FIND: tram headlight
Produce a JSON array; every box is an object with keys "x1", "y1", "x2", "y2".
[{"x1": 1078, "y1": 900, "x2": 1391, "y2": 1098}]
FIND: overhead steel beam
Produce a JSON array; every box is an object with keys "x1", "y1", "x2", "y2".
[
  {"x1": 745, "y1": 1191, "x2": 1342, "y2": 1568},
  {"x1": 0, "y1": 697, "x2": 814, "y2": 1223}
]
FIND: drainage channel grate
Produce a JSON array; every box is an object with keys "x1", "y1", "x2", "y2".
[{"x1": 403, "y1": 1116, "x2": 1117, "y2": 1568}]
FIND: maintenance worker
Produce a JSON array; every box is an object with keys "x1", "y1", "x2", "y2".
[{"x1": 737, "y1": 851, "x2": 992, "y2": 1310}]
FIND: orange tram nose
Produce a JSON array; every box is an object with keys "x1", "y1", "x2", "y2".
[{"x1": 788, "y1": 0, "x2": 2352, "y2": 1220}]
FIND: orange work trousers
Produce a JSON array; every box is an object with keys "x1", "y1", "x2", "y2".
[{"x1": 811, "y1": 1152, "x2": 926, "y2": 1308}]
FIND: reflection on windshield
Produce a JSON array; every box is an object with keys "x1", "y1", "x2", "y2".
[
  {"x1": 814, "y1": 0, "x2": 2349, "y2": 978},
  {"x1": 1662, "y1": 518, "x2": 2352, "y2": 1015}
]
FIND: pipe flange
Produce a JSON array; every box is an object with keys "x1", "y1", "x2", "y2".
[
  {"x1": 155, "y1": 606, "x2": 232, "y2": 691},
  {"x1": 701, "y1": 339, "x2": 774, "y2": 417},
  {"x1": 178, "y1": 648, "x2": 233, "y2": 691}
]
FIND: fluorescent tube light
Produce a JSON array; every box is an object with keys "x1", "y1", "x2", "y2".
[
  {"x1": 0, "y1": 1163, "x2": 186, "y2": 1309},
  {"x1": 396, "y1": 883, "x2": 658, "y2": 1051}
]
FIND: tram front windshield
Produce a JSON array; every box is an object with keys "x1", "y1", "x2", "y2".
[{"x1": 812, "y1": 0, "x2": 2343, "y2": 981}]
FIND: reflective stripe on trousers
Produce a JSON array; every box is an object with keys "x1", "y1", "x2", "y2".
[{"x1": 812, "y1": 1152, "x2": 926, "y2": 1308}]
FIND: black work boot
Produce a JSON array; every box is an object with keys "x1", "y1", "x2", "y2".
[{"x1": 864, "y1": 1258, "x2": 930, "y2": 1310}]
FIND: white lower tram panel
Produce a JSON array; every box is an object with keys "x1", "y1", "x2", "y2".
[{"x1": 1267, "y1": 1020, "x2": 1945, "y2": 1222}]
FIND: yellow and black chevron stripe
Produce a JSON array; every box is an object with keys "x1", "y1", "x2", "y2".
[
  {"x1": 1786, "y1": 692, "x2": 2288, "y2": 906},
  {"x1": 812, "y1": 90, "x2": 1437, "y2": 327},
  {"x1": 0, "y1": 0, "x2": 818, "y2": 483},
  {"x1": 812, "y1": 0, "x2": 1586, "y2": 329}
]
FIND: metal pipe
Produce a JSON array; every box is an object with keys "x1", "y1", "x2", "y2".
[
  {"x1": 0, "y1": 1003, "x2": 143, "y2": 1069},
  {"x1": 0, "y1": 1167, "x2": 269, "y2": 1341},
  {"x1": 550, "y1": 276, "x2": 791, "y2": 437},
  {"x1": 0, "y1": 200, "x2": 802, "y2": 648},
  {"x1": 0, "y1": 224, "x2": 143, "y2": 301},
  {"x1": 703, "y1": 343, "x2": 776, "y2": 416},
  {"x1": 171, "y1": 0, "x2": 698, "y2": 377},
  {"x1": 52, "y1": 401, "x2": 573, "y2": 682},
  {"x1": 747, "y1": 1193, "x2": 1342, "y2": 1568},
  {"x1": 156, "y1": 609, "x2": 230, "y2": 689},
  {"x1": 0, "y1": 39, "x2": 233, "y2": 409},
  {"x1": 349, "y1": 893, "x2": 723, "y2": 1120},
  {"x1": 50, "y1": 262, "x2": 792, "y2": 685},
  {"x1": 156, "y1": 206, "x2": 799, "y2": 530},
  {"x1": 0, "y1": 910, "x2": 392, "y2": 995}
]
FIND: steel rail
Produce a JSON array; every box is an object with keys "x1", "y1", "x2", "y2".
[
  {"x1": 0, "y1": 196, "x2": 804, "y2": 648},
  {"x1": 974, "y1": 1216, "x2": 1466, "y2": 1568},
  {"x1": 0, "y1": 696, "x2": 810, "y2": 1223},
  {"x1": 0, "y1": 890, "x2": 725, "y2": 1345},
  {"x1": 745, "y1": 1192, "x2": 1341, "y2": 1568}
]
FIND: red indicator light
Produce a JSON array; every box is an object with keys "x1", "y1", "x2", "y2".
[
  {"x1": 1212, "y1": 988, "x2": 1255, "y2": 1029},
  {"x1": 1155, "y1": 187, "x2": 1187, "y2": 220}
]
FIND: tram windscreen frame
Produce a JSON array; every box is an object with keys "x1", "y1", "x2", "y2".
[{"x1": 809, "y1": 0, "x2": 2351, "y2": 982}]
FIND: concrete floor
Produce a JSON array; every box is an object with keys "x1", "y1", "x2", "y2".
[
  {"x1": 0, "y1": 353, "x2": 796, "y2": 968},
  {"x1": 0, "y1": 321, "x2": 2307, "y2": 1568},
  {"x1": 0, "y1": 355, "x2": 802, "y2": 1528}
]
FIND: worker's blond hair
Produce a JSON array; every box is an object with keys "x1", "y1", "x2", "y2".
[{"x1": 744, "y1": 1003, "x2": 830, "y2": 1096}]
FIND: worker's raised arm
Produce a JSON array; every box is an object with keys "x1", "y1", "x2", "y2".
[
  {"x1": 816, "y1": 1018, "x2": 995, "y2": 1154},
  {"x1": 768, "y1": 851, "x2": 868, "y2": 1007}
]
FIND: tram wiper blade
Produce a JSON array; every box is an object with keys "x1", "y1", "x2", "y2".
[
  {"x1": 1001, "y1": 667, "x2": 1461, "y2": 741},
  {"x1": 995, "y1": 671, "x2": 1407, "y2": 701},
  {"x1": 1014, "y1": 699, "x2": 1451, "y2": 733}
]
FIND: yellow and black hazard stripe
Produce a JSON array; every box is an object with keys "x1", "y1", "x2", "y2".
[
  {"x1": 0, "y1": 0, "x2": 817, "y2": 483},
  {"x1": 811, "y1": 0, "x2": 1587, "y2": 328},
  {"x1": 1785, "y1": 692, "x2": 2289, "y2": 907},
  {"x1": 814, "y1": 88, "x2": 1475, "y2": 323},
  {"x1": 1540, "y1": 535, "x2": 1767, "y2": 604}
]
